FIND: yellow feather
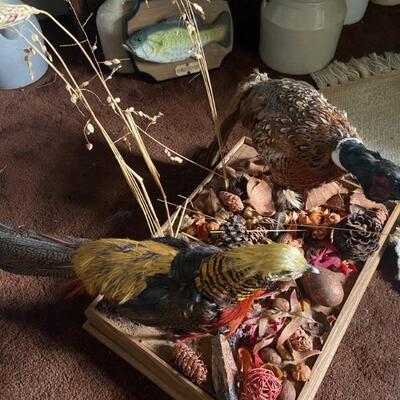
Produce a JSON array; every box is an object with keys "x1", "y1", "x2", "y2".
[
  {"x1": 222, "y1": 242, "x2": 307, "y2": 279},
  {"x1": 72, "y1": 239, "x2": 178, "y2": 303}
]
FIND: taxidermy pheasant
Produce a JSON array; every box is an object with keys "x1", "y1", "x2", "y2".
[
  {"x1": 207, "y1": 71, "x2": 400, "y2": 207},
  {"x1": 0, "y1": 221, "x2": 317, "y2": 337}
]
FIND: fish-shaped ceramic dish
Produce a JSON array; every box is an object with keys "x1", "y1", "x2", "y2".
[{"x1": 123, "y1": 11, "x2": 232, "y2": 64}]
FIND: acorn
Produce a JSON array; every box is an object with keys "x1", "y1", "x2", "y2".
[{"x1": 243, "y1": 206, "x2": 256, "y2": 220}]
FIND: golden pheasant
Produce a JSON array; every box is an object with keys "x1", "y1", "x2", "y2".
[
  {"x1": 0, "y1": 221, "x2": 317, "y2": 337},
  {"x1": 208, "y1": 71, "x2": 400, "y2": 205}
]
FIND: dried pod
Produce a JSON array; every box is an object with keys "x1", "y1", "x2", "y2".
[
  {"x1": 193, "y1": 188, "x2": 221, "y2": 216},
  {"x1": 219, "y1": 191, "x2": 245, "y2": 213},
  {"x1": 324, "y1": 212, "x2": 341, "y2": 225},
  {"x1": 291, "y1": 363, "x2": 311, "y2": 382},
  {"x1": 172, "y1": 343, "x2": 208, "y2": 385},
  {"x1": 289, "y1": 328, "x2": 313, "y2": 352},
  {"x1": 308, "y1": 211, "x2": 323, "y2": 226},
  {"x1": 259, "y1": 347, "x2": 282, "y2": 365},
  {"x1": 277, "y1": 380, "x2": 297, "y2": 400},
  {"x1": 215, "y1": 208, "x2": 231, "y2": 221},
  {"x1": 262, "y1": 363, "x2": 285, "y2": 380},
  {"x1": 271, "y1": 297, "x2": 290, "y2": 312}
]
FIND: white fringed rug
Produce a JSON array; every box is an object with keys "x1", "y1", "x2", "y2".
[{"x1": 311, "y1": 52, "x2": 400, "y2": 165}]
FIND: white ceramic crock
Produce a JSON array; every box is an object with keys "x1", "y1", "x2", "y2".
[
  {"x1": 0, "y1": 0, "x2": 48, "y2": 89},
  {"x1": 345, "y1": 0, "x2": 369, "y2": 25},
  {"x1": 259, "y1": 0, "x2": 347, "y2": 75}
]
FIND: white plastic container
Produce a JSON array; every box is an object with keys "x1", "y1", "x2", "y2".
[
  {"x1": 96, "y1": 0, "x2": 135, "y2": 73},
  {"x1": 259, "y1": 0, "x2": 346, "y2": 75},
  {"x1": 0, "y1": 0, "x2": 48, "y2": 89},
  {"x1": 345, "y1": 0, "x2": 369, "y2": 25}
]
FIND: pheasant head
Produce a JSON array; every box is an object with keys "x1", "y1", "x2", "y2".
[{"x1": 332, "y1": 138, "x2": 400, "y2": 203}]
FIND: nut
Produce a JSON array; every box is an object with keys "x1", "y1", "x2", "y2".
[
  {"x1": 291, "y1": 363, "x2": 311, "y2": 382},
  {"x1": 271, "y1": 297, "x2": 290, "y2": 312},
  {"x1": 242, "y1": 206, "x2": 256, "y2": 219},
  {"x1": 259, "y1": 347, "x2": 282, "y2": 365},
  {"x1": 289, "y1": 328, "x2": 313, "y2": 352}
]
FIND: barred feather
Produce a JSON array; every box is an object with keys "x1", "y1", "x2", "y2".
[
  {"x1": 195, "y1": 243, "x2": 307, "y2": 303},
  {"x1": 72, "y1": 239, "x2": 178, "y2": 303}
]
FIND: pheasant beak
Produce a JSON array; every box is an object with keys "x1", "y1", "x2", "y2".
[{"x1": 306, "y1": 265, "x2": 320, "y2": 274}]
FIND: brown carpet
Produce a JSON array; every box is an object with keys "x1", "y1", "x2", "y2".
[{"x1": 1, "y1": 3, "x2": 400, "y2": 400}]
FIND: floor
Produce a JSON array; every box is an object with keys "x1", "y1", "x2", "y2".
[{"x1": 1, "y1": 3, "x2": 400, "y2": 400}]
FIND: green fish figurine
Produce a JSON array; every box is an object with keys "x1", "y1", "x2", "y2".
[{"x1": 123, "y1": 12, "x2": 232, "y2": 64}]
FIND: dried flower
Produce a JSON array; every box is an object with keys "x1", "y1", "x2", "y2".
[{"x1": 172, "y1": 343, "x2": 208, "y2": 385}]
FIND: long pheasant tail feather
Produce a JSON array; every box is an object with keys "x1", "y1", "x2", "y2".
[{"x1": 0, "y1": 221, "x2": 79, "y2": 278}]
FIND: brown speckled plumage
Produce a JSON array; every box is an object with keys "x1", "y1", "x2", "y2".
[{"x1": 210, "y1": 72, "x2": 359, "y2": 190}]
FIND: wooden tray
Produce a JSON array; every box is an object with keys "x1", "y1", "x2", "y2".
[{"x1": 84, "y1": 137, "x2": 400, "y2": 400}]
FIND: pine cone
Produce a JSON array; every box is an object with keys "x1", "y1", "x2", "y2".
[
  {"x1": 218, "y1": 191, "x2": 244, "y2": 213},
  {"x1": 249, "y1": 225, "x2": 270, "y2": 244},
  {"x1": 172, "y1": 343, "x2": 208, "y2": 385},
  {"x1": 333, "y1": 209, "x2": 383, "y2": 262},
  {"x1": 216, "y1": 215, "x2": 252, "y2": 249}
]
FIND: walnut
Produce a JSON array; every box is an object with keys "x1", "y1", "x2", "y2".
[
  {"x1": 291, "y1": 363, "x2": 311, "y2": 382},
  {"x1": 262, "y1": 363, "x2": 285, "y2": 379},
  {"x1": 289, "y1": 328, "x2": 313, "y2": 352}
]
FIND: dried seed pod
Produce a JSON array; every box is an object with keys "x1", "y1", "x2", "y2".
[
  {"x1": 215, "y1": 208, "x2": 231, "y2": 221},
  {"x1": 219, "y1": 191, "x2": 245, "y2": 213},
  {"x1": 291, "y1": 363, "x2": 311, "y2": 382},
  {"x1": 172, "y1": 343, "x2": 208, "y2": 385},
  {"x1": 308, "y1": 211, "x2": 323, "y2": 226},
  {"x1": 324, "y1": 212, "x2": 341, "y2": 225},
  {"x1": 271, "y1": 297, "x2": 290, "y2": 312}
]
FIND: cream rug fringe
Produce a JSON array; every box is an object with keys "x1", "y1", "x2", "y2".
[{"x1": 311, "y1": 52, "x2": 400, "y2": 89}]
